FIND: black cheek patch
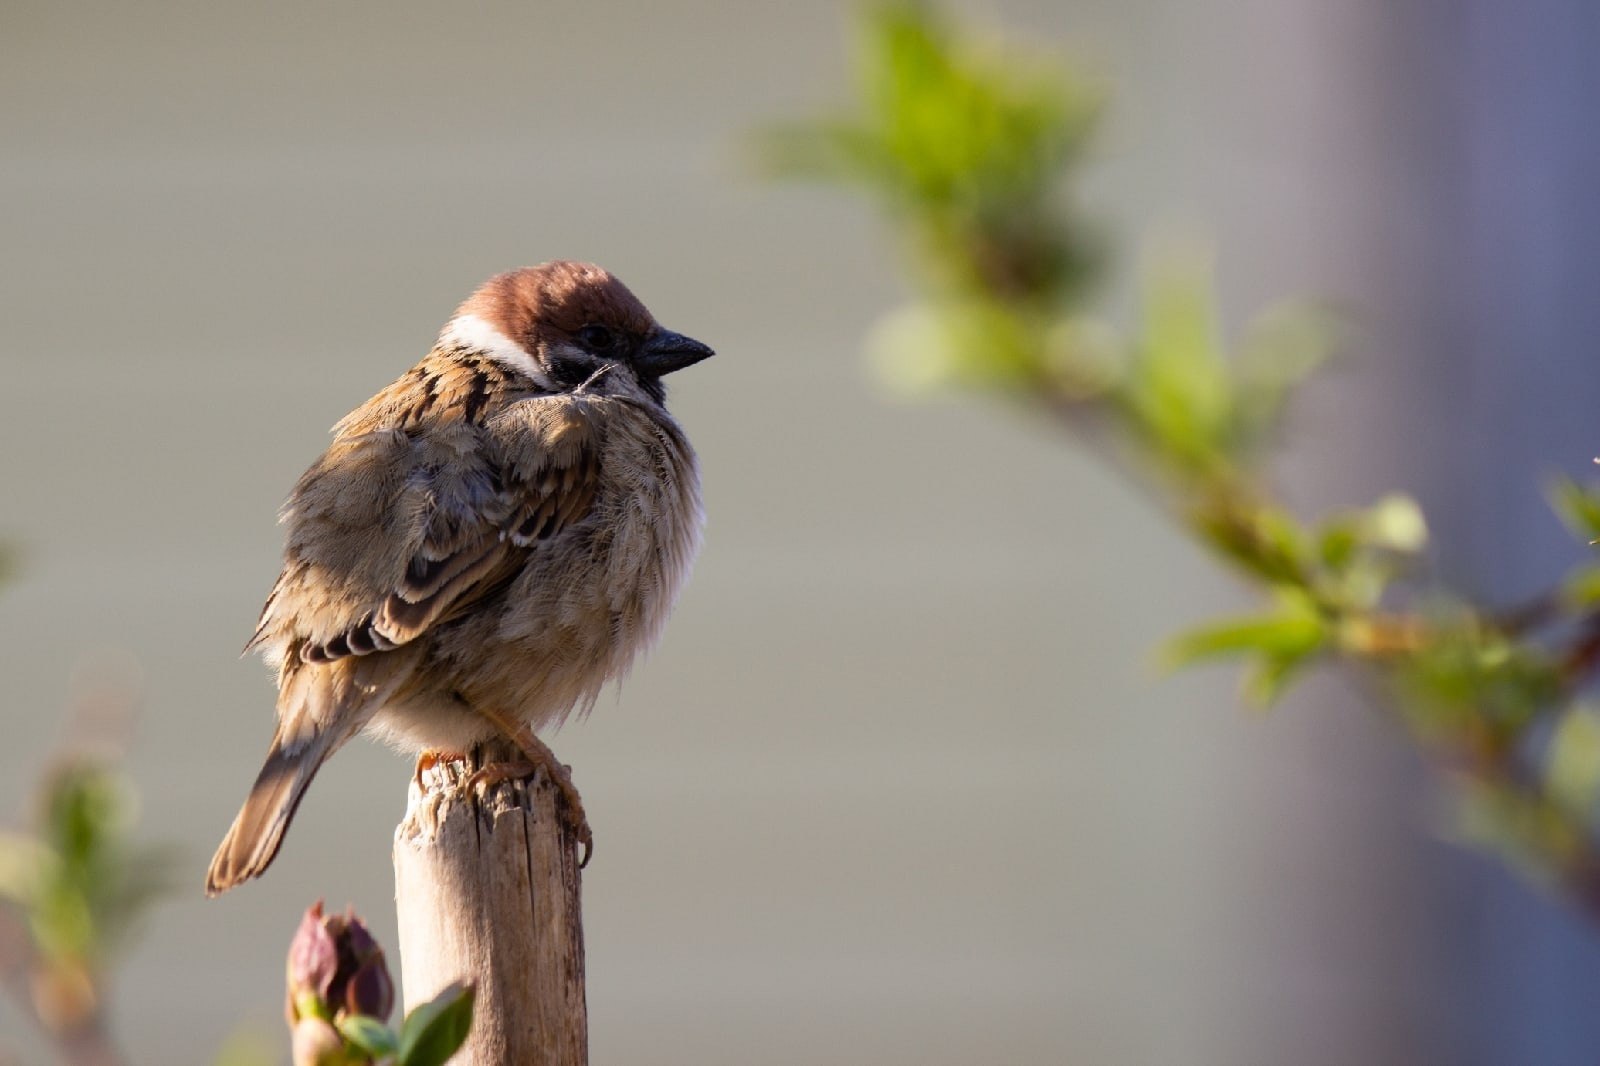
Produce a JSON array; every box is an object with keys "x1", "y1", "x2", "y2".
[{"x1": 547, "y1": 355, "x2": 600, "y2": 390}]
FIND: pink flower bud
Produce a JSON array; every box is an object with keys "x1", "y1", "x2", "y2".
[
  {"x1": 285, "y1": 901, "x2": 395, "y2": 1024},
  {"x1": 343, "y1": 953, "x2": 395, "y2": 1021},
  {"x1": 286, "y1": 901, "x2": 340, "y2": 1020}
]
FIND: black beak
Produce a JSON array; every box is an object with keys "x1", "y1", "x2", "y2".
[{"x1": 635, "y1": 329, "x2": 714, "y2": 377}]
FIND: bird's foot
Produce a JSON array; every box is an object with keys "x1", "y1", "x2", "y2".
[
  {"x1": 466, "y1": 736, "x2": 593, "y2": 868},
  {"x1": 413, "y1": 749, "x2": 465, "y2": 791},
  {"x1": 464, "y1": 758, "x2": 536, "y2": 796}
]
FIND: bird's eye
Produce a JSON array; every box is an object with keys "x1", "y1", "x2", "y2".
[{"x1": 576, "y1": 325, "x2": 618, "y2": 353}]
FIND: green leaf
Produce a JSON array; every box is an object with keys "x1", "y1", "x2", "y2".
[
  {"x1": 337, "y1": 1014, "x2": 398, "y2": 1059},
  {"x1": 1160, "y1": 591, "x2": 1326, "y2": 670},
  {"x1": 1547, "y1": 474, "x2": 1600, "y2": 543},
  {"x1": 858, "y1": 3, "x2": 1092, "y2": 207},
  {"x1": 397, "y1": 981, "x2": 475, "y2": 1066},
  {"x1": 1162, "y1": 590, "x2": 1326, "y2": 708},
  {"x1": 1547, "y1": 706, "x2": 1600, "y2": 816},
  {"x1": 1124, "y1": 250, "x2": 1234, "y2": 470},
  {"x1": 48, "y1": 766, "x2": 123, "y2": 871}
]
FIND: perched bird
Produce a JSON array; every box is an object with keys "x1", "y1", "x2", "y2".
[{"x1": 206, "y1": 261, "x2": 711, "y2": 896}]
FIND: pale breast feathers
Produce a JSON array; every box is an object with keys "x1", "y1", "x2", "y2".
[{"x1": 247, "y1": 384, "x2": 603, "y2": 667}]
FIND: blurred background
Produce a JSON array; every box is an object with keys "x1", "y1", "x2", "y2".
[{"x1": 4, "y1": 1, "x2": 1600, "y2": 1063}]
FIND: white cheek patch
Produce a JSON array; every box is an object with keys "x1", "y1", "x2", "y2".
[{"x1": 441, "y1": 314, "x2": 556, "y2": 389}]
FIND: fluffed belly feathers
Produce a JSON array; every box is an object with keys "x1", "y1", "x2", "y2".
[{"x1": 366, "y1": 410, "x2": 702, "y2": 753}]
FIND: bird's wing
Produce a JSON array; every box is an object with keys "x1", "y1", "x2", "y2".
[{"x1": 247, "y1": 394, "x2": 603, "y2": 665}]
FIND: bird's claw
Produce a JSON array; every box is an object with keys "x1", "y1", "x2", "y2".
[
  {"x1": 464, "y1": 758, "x2": 537, "y2": 796},
  {"x1": 464, "y1": 756, "x2": 593, "y2": 867},
  {"x1": 413, "y1": 749, "x2": 464, "y2": 791}
]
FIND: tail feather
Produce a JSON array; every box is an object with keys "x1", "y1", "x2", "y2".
[
  {"x1": 208, "y1": 649, "x2": 418, "y2": 896},
  {"x1": 205, "y1": 728, "x2": 333, "y2": 896}
]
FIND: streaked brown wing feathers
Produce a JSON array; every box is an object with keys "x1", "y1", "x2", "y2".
[{"x1": 270, "y1": 393, "x2": 603, "y2": 665}]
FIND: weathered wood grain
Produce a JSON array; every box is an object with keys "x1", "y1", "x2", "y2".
[{"x1": 394, "y1": 741, "x2": 587, "y2": 1066}]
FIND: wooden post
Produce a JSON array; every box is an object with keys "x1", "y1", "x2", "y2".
[{"x1": 393, "y1": 740, "x2": 587, "y2": 1065}]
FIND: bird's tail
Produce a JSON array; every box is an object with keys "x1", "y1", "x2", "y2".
[{"x1": 205, "y1": 722, "x2": 334, "y2": 896}]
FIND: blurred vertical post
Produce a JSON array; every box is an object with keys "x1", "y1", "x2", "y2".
[{"x1": 393, "y1": 741, "x2": 587, "y2": 1065}]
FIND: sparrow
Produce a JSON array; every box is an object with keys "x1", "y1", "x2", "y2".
[{"x1": 205, "y1": 261, "x2": 711, "y2": 896}]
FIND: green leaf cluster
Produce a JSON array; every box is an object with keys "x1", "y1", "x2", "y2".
[
  {"x1": 761, "y1": 2, "x2": 1104, "y2": 396},
  {"x1": 0, "y1": 762, "x2": 173, "y2": 974},
  {"x1": 0, "y1": 757, "x2": 174, "y2": 1059},
  {"x1": 761, "y1": 2, "x2": 1099, "y2": 302},
  {"x1": 1120, "y1": 258, "x2": 1336, "y2": 478},
  {"x1": 1165, "y1": 490, "x2": 1437, "y2": 707},
  {"x1": 766, "y1": 0, "x2": 1600, "y2": 916}
]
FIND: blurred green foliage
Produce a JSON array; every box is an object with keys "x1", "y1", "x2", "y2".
[
  {"x1": 11, "y1": 767, "x2": 171, "y2": 966},
  {"x1": 0, "y1": 573, "x2": 181, "y2": 1064},
  {"x1": 759, "y1": 2, "x2": 1101, "y2": 312},
  {"x1": 0, "y1": 746, "x2": 174, "y2": 1063},
  {"x1": 0, "y1": 522, "x2": 468, "y2": 1066},
  {"x1": 765, "y1": 2, "x2": 1600, "y2": 917}
]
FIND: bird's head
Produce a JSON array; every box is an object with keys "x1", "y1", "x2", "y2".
[{"x1": 443, "y1": 260, "x2": 713, "y2": 404}]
